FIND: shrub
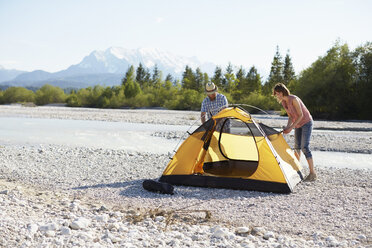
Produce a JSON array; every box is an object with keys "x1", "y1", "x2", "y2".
[
  {"x1": 1, "y1": 87, "x2": 35, "y2": 104},
  {"x1": 35, "y1": 84, "x2": 66, "y2": 105}
]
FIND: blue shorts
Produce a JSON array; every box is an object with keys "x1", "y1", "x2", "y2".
[{"x1": 294, "y1": 120, "x2": 313, "y2": 159}]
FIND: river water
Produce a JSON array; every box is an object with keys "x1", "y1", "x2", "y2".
[{"x1": 1, "y1": 117, "x2": 371, "y2": 170}]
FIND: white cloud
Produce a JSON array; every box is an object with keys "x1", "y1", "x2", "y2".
[{"x1": 156, "y1": 17, "x2": 164, "y2": 23}]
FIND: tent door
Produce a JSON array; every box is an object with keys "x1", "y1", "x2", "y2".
[{"x1": 203, "y1": 118, "x2": 259, "y2": 177}]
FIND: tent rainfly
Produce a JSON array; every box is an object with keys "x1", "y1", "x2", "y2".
[{"x1": 159, "y1": 107, "x2": 307, "y2": 193}]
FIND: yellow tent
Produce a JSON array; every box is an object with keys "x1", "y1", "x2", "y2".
[{"x1": 159, "y1": 107, "x2": 306, "y2": 193}]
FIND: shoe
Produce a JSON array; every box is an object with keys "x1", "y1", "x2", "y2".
[{"x1": 304, "y1": 173, "x2": 317, "y2": 182}]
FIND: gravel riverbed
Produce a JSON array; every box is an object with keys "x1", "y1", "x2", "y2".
[{"x1": 0, "y1": 105, "x2": 371, "y2": 247}]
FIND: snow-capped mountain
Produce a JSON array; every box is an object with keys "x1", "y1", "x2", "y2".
[
  {"x1": 0, "y1": 47, "x2": 216, "y2": 88},
  {"x1": 61, "y1": 47, "x2": 214, "y2": 76}
]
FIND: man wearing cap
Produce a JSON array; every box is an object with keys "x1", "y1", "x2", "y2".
[{"x1": 201, "y1": 82, "x2": 229, "y2": 127}]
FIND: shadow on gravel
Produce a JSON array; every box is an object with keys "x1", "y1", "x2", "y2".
[
  {"x1": 72, "y1": 179, "x2": 174, "y2": 199},
  {"x1": 72, "y1": 179, "x2": 277, "y2": 200},
  {"x1": 72, "y1": 181, "x2": 133, "y2": 190}
]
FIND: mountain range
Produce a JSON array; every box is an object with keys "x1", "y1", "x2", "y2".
[
  {"x1": 0, "y1": 47, "x2": 216, "y2": 89},
  {"x1": 0, "y1": 66, "x2": 26, "y2": 83}
]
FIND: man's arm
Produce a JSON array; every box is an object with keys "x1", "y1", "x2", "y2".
[
  {"x1": 201, "y1": 112, "x2": 207, "y2": 124},
  {"x1": 221, "y1": 94, "x2": 228, "y2": 111}
]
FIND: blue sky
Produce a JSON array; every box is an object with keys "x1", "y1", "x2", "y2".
[{"x1": 0, "y1": 0, "x2": 371, "y2": 76}]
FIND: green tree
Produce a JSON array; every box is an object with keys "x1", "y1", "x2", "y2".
[
  {"x1": 166, "y1": 88, "x2": 203, "y2": 110},
  {"x1": 353, "y1": 42, "x2": 372, "y2": 84},
  {"x1": 96, "y1": 86, "x2": 114, "y2": 108},
  {"x1": 68, "y1": 85, "x2": 104, "y2": 107},
  {"x1": 232, "y1": 66, "x2": 246, "y2": 101},
  {"x1": 66, "y1": 93, "x2": 80, "y2": 107},
  {"x1": 35, "y1": 84, "x2": 66, "y2": 105},
  {"x1": 352, "y1": 42, "x2": 372, "y2": 119},
  {"x1": 151, "y1": 64, "x2": 163, "y2": 88},
  {"x1": 122, "y1": 66, "x2": 141, "y2": 98},
  {"x1": 283, "y1": 51, "x2": 296, "y2": 86},
  {"x1": 122, "y1": 65, "x2": 135, "y2": 86},
  {"x1": 181, "y1": 66, "x2": 196, "y2": 90},
  {"x1": 240, "y1": 91, "x2": 278, "y2": 113},
  {"x1": 165, "y1": 73, "x2": 173, "y2": 83},
  {"x1": 264, "y1": 46, "x2": 284, "y2": 95},
  {"x1": 211, "y1": 66, "x2": 223, "y2": 89},
  {"x1": 124, "y1": 83, "x2": 140, "y2": 100},
  {"x1": 194, "y1": 67, "x2": 205, "y2": 91},
  {"x1": 203, "y1": 72, "x2": 209, "y2": 89},
  {"x1": 233, "y1": 66, "x2": 262, "y2": 102},
  {"x1": 122, "y1": 65, "x2": 141, "y2": 98},
  {"x1": 246, "y1": 66, "x2": 262, "y2": 93},
  {"x1": 1, "y1": 87, "x2": 35, "y2": 103},
  {"x1": 295, "y1": 42, "x2": 355, "y2": 119},
  {"x1": 87, "y1": 86, "x2": 105, "y2": 107},
  {"x1": 109, "y1": 85, "x2": 125, "y2": 108},
  {"x1": 235, "y1": 67, "x2": 246, "y2": 88},
  {"x1": 136, "y1": 63, "x2": 148, "y2": 89},
  {"x1": 223, "y1": 63, "x2": 237, "y2": 93}
]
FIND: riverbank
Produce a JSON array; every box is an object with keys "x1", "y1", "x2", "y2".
[
  {"x1": 0, "y1": 105, "x2": 371, "y2": 247},
  {"x1": 1, "y1": 104, "x2": 372, "y2": 131},
  {"x1": 1, "y1": 105, "x2": 372, "y2": 154}
]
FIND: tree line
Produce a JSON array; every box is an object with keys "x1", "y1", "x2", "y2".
[{"x1": 0, "y1": 41, "x2": 371, "y2": 120}]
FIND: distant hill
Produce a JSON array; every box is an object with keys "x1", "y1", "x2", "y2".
[
  {"x1": 0, "y1": 47, "x2": 216, "y2": 89},
  {"x1": 0, "y1": 66, "x2": 27, "y2": 83}
]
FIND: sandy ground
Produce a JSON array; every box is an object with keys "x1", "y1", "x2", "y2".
[{"x1": 0, "y1": 105, "x2": 371, "y2": 247}]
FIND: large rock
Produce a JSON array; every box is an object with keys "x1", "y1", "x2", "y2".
[{"x1": 70, "y1": 217, "x2": 91, "y2": 230}]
